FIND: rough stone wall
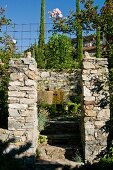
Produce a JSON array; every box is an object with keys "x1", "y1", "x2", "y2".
[
  {"x1": 37, "y1": 69, "x2": 81, "y2": 103},
  {"x1": 81, "y1": 57, "x2": 110, "y2": 163},
  {"x1": 0, "y1": 57, "x2": 38, "y2": 160},
  {"x1": 0, "y1": 56, "x2": 110, "y2": 164}
]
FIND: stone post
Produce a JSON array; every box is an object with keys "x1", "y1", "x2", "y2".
[
  {"x1": 8, "y1": 57, "x2": 38, "y2": 159},
  {"x1": 81, "y1": 57, "x2": 110, "y2": 163}
]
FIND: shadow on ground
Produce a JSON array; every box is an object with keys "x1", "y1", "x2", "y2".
[{"x1": 0, "y1": 138, "x2": 35, "y2": 170}]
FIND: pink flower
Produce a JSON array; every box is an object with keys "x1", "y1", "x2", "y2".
[{"x1": 48, "y1": 8, "x2": 63, "y2": 20}]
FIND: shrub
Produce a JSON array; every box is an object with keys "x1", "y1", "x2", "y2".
[
  {"x1": 45, "y1": 34, "x2": 76, "y2": 70},
  {"x1": 38, "y1": 105, "x2": 48, "y2": 132}
]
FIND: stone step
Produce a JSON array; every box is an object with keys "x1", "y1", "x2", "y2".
[
  {"x1": 38, "y1": 144, "x2": 82, "y2": 162},
  {"x1": 35, "y1": 159, "x2": 84, "y2": 170},
  {"x1": 41, "y1": 120, "x2": 80, "y2": 135},
  {"x1": 47, "y1": 134, "x2": 81, "y2": 145}
]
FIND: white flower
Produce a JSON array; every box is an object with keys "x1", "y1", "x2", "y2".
[
  {"x1": 12, "y1": 39, "x2": 17, "y2": 44},
  {"x1": 58, "y1": 13, "x2": 63, "y2": 18}
]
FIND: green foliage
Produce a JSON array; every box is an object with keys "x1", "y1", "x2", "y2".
[
  {"x1": 72, "y1": 149, "x2": 82, "y2": 162},
  {"x1": 38, "y1": 135, "x2": 48, "y2": 144},
  {"x1": 33, "y1": 44, "x2": 46, "y2": 68},
  {"x1": 38, "y1": 99, "x2": 81, "y2": 119},
  {"x1": 67, "y1": 102, "x2": 81, "y2": 116},
  {"x1": 101, "y1": 0, "x2": 113, "y2": 68},
  {"x1": 38, "y1": 105, "x2": 48, "y2": 132},
  {"x1": 0, "y1": 8, "x2": 19, "y2": 128},
  {"x1": 45, "y1": 34, "x2": 76, "y2": 69},
  {"x1": 0, "y1": 60, "x2": 9, "y2": 128},
  {"x1": 99, "y1": 147, "x2": 113, "y2": 169},
  {"x1": 0, "y1": 7, "x2": 11, "y2": 32},
  {"x1": 109, "y1": 69, "x2": 113, "y2": 116},
  {"x1": 36, "y1": 148, "x2": 41, "y2": 159}
]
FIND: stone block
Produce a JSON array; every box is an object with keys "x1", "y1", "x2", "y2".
[
  {"x1": 19, "y1": 86, "x2": 35, "y2": 91},
  {"x1": 41, "y1": 71, "x2": 50, "y2": 78},
  {"x1": 25, "y1": 70, "x2": 37, "y2": 80},
  {"x1": 97, "y1": 109, "x2": 110, "y2": 119},
  {"x1": 8, "y1": 86, "x2": 19, "y2": 91},
  {"x1": 86, "y1": 135, "x2": 95, "y2": 141},
  {"x1": 20, "y1": 98, "x2": 35, "y2": 104},
  {"x1": 8, "y1": 97, "x2": 20, "y2": 103},
  {"x1": 82, "y1": 75, "x2": 90, "y2": 81},
  {"x1": 9, "y1": 81, "x2": 24, "y2": 86},
  {"x1": 85, "y1": 110, "x2": 97, "y2": 117},
  {"x1": 8, "y1": 119, "x2": 21, "y2": 130},
  {"x1": 8, "y1": 91, "x2": 26, "y2": 97},
  {"x1": 25, "y1": 117, "x2": 33, "y2": 123},
  {"x1": 0, "y1": 133, "x2": 9, "y2": 141},
  {"x1": 83, "y1": 62, "x2": 95, "y2": 69},
  {"x1": 20, "y1": 110, "x2": 35, "y2": 116},
  {"x1": 8, "y1": 108, "x2": 20, "y2": 117},
  {"x1": 90, "y1": 70, "x2": 98, "y2": 74},
  {"x1": 10, "y1": 73, "x2": 24, "y2": 81},
  {"x1": 29, "y1": 64, "x2": 37, "y2": 71},
  {"x1": 25, "y1": 79, "x2": 36, "y2": 86},
  {"x1": 85, "y1": 105, "x2": 94, "y2": 110},
  {"x1": 94, "y1": 121, "x2": 105, "y2": 127},
  {"x1": 14, "y1": 131, "x2": 24, "y2": 137},
  {"x1": 9, "y1": 103, "x2": 28, "y2": 109},
  {"x1": 83, "y1": 86, "x2": 92, "y2": 96},
  {"x1": 21, "y1": 57, "x2": 36, "y2": 65},
  {"x1": 84, "y1": 96, "x2": 95, "y2": 105}
]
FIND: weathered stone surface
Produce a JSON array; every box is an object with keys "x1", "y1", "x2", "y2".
[
  {"x1": 8, "y1": 118, "x2": 21, "y2": 130},
  {"x1": 41, "y1": 71, "x2": 50, "y2": 78},
  {"x1": 85, "y1": 110, "x2": 97, "y2": 117},
  {"x1": 85, "y1": 105, "x2": 94, "y2": 110},
  {"x1": 82, "y1": 57, "x2": 110, "y2": 163},
  {"x1": 9, "y1": 81, "x2": 24, "y2": 86},
  {"x1": 8, "y1": 91, "x2": 26, "y2": 97},
  {"x1": 97, "y1": 109, "x2": 110, "y2": 118},
  {"x1": 25, "y1": 70, "x2": 37, "y2": 80},
  {"x1": 8, "y1": 108, "x2": 20, "y2": 117},
  {"x1": 10, "y1": 73, "x2": 25, "y2": 81},
  {"x1": 25, "y1": 79, "x2": 36, "y2": 86},
  {"x1": 20, "y1": 98, "x2": 35, "y2": 104},
  {"x1": 83, "y1": 86, "x2": 92, "y2": 96},
  {"x1": 83, "y1": 62, "x2": 95, "y2": 69},
  {"x1": 9, "y1": 103, "x2": 28, "y2": 109},
  {"x1": 7, "y1": 57, "x2": 38, "y2": 161}
]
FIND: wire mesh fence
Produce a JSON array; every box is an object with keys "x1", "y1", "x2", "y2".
[{"x1": 0, "y1": 23, "x2": 75, "y2": 53}]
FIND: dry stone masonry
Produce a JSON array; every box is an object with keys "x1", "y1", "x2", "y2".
[
  {"x1": 0, "y1": 56, "x2": 38, "y2": 162},
  {"x1": 81, "y1": 57, "x2": 110, "y2": 163},
  {"x1": 37, "y1": 69, "x2": 81, "y2": 104},
  {"x1": 0, "y1": 55, "x2": 110, "y2": 164}
]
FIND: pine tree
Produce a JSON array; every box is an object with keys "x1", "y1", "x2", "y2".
[{"x1": 38, "y1": 0, "x2": 45, "y2": 48}]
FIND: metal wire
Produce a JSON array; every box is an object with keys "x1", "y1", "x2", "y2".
[{"x1": 0, "y1": 23, "x2": 74, "y2": 53}]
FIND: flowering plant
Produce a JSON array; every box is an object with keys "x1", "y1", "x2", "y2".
[{"x1": 48, "y1": 8, "x2": 63, "y2": 20}]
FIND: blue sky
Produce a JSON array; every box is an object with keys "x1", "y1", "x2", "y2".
[
  {"x1": 0, "y1": 0, "x2": 105, "y2": 52},
  {"x1": 1, "y1": 0, "x2": 105, "y2": 24}
]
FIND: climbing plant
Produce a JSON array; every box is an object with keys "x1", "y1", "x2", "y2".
[{"x1": 0, "y1": 7, "x2": 12, "y2": 128}]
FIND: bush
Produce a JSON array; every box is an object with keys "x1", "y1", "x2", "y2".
[
  {"x1": 38, "y1": 106, "x2": 48, "y2": 132},
  {"x1": 45, "y1": 34, "x2": 76, "y2": 70}
]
